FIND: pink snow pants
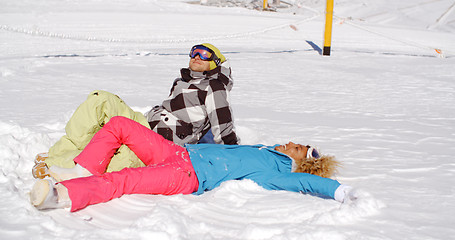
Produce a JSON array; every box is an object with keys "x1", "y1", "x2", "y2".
[{"x1": 60, "y1": 116, "x2": 199, "y2": 212}]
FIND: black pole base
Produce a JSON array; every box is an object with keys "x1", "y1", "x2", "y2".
[{"x1": 322, "y1": 46, "x2": 331, "y2": 56}]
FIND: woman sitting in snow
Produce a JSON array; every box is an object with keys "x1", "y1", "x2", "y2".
[{"x1": 30, "y1": 116, "x2": 357, "y2": 212}]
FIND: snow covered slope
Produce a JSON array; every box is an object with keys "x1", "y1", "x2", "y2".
[{"x1": 1, "y1": 0, "x2": 454, "y2": 239}]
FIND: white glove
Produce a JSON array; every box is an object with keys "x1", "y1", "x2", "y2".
[{"x1": 334, "y1": 184, "x2": 358, "y2": 203}]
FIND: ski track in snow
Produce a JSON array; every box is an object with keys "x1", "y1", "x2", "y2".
[{"x1": 1, "y1": 0, "x2": 455, "y2": 239}]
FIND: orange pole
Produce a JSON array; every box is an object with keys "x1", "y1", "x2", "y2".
[
  {"x1": 323, "y1": 0, "x2": 334, "y2": 56},
  {"x1": 263, "y1": 0, "x2": 268, "y2": 10}
]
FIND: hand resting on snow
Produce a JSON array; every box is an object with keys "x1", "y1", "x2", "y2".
[{"x1": 334, "y1": 184, "x2": 359, "y2": 203}]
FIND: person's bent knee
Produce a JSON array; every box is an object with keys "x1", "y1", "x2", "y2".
[
  {"x1": 107, "y1": 116, "x2": 129, "y2": 126},
  {"x1": 89, "y1": 90, "x2": 120, "y2": 100}
]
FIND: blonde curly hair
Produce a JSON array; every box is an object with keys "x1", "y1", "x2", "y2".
[{"x1": 294, "y1": 155, "x2": 340, "y2": 178}]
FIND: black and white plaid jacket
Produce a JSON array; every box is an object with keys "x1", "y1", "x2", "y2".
[{"x1": 146, "y1": 61, "x2": 240, "y2": 146}]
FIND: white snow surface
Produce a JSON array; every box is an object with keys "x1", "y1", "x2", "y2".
[{"x1": 1, "y1": 0, "x2": 455, "y2": 239}]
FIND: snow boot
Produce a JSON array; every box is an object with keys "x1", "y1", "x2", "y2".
[
  {"x1": 32, "y1": 153, "x2": 50, "y2": 179},
  {"x1": 30, "y1": 179, "x2": 71, "y2": 210}
]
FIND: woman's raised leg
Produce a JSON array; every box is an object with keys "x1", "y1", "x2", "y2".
[
  {"x1": 61, "y1": 152, "x2": 198, "y2": 212},
  {"x1": 73, "y1": 116, "x2": 184, "y2": 175}
]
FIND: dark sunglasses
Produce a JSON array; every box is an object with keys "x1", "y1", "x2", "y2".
[{"x1": 306, "y1": 145, "x2": 321, "y2": 159}]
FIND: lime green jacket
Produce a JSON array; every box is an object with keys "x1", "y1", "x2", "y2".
[{"x1": 45, "y1": 90, "x2": 150, "y2": 172}]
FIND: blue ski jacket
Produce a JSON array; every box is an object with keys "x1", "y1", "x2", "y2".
[{"x1": 185, "y1": 144, "x2": 341, "y2": 199}]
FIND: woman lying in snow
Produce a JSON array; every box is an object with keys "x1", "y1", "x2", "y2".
[{"x1": 30, "y1": 116, "x2": 357, "y2": 212}]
